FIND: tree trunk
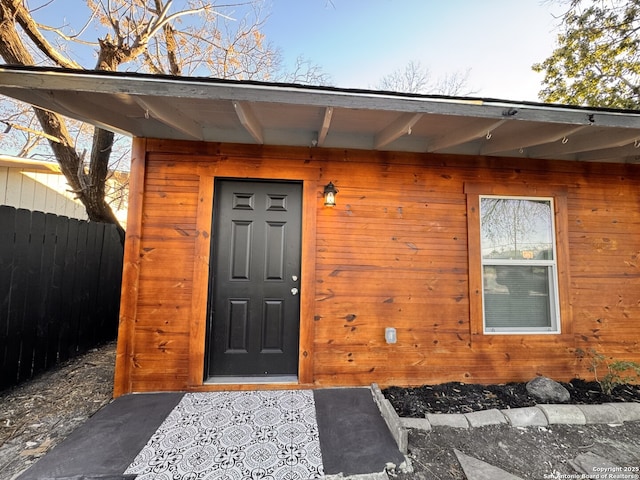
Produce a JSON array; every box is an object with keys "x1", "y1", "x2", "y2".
[{"x1": 0, "y1": 0, "x2": 125, "y2": 243}]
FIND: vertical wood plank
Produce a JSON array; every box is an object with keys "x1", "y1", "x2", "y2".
[
  {"x1": 7, "y1": 209, "x2": 30, "y2": 384},
  {"x1": 19, "y1": 210, "x2": 45, "y2": 382},
  {"x1": 80, "y1": 222, "x2": 102, "y2": 349},
  {"x1": 114, "y1": 137, "x2": 147, "y2": 397},
  {"x1": 0, "y1": 207, "x2": 17, "y2": 388},
  {"x1": 18, "y1": 173, "x2": 35, "y2": 210},
  {"x1": 36, "y1": 213, "x2": 58, "y2": 372},
  {"x1": 188, "y1": 172, "x2": 214, "y2": 387},
  {"x1": 30, "y1": 175, "x2": 47, "y2": 212},
  {"x1": 554, "y1": 193, "x2": 573, "y2": 335},
  {"x1": 98, "y1": 224, "x2": 124, "y2": 340},
  {"x1": 298, "y1": 179, "x2": 318, "y2": 384},
  {"x1": 70, "y1": 220, "x2": 89, "y2": 355},
  {"x1": 4, "y1": 169, "x2": 23, "y2": 208},
  {"x1": 47, "y1": 215, "x2": 68, "y2": 368},
  {"x1": 0, "y1": 167, "x2": 8, "y2": 204},
  {"x1": 465, "y1": 191, "x2": 483, "y2": 336},
  {"x1": 59, "y1": 218, "x2": 79, "y2": 362}
]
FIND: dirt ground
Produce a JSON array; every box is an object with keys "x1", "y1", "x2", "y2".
[
  {"x1": 394, "y1": 421, "x2": 640, "y2": 479},
  {"x1": 1, "y1": 344, "x2": 639, "y2": 480},
  {"x1": 385, "y1": 382, "x2": 640, "y2": 479},
  {"x1": 0, "y1": 342, "x2": 116, "y2": 480}
]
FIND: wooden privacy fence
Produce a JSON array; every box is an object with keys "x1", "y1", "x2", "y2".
[{"x1": 0, "y1": 206, "x2": 123, "y2": 390}]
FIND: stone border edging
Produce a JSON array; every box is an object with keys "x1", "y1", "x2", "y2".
[
  {"x1": 370, "y1": 383, "x2": 640, "y2": 433},
  {"x1": 404, "y1": 402, "x2": 640, "y2": 430},
  {"x1": 370, "y1": 383, "x2": 408, "y2": 453}
]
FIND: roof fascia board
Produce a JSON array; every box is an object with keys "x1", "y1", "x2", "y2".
[{"x1": 2, "y1": 68, "x2": 640, "y2": 130}]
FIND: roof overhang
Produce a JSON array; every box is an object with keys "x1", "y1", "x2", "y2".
[
  {"x1": 0, "y1": 154, "x2": 61, "y2": 172},
  {"x1": 2, "y1": 66, "x2": 640, "y2": 164}
]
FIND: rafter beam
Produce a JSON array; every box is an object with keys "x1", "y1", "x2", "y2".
[
  {"x1": 480, "y1": 125, "x2": 588, "y2": 155},
  {"x1": 428, "y1": 119, "x2": 507, "y2": 152},
  {"x1": 4, "y1": 87, "x2": 135, "y2": 137},
  {"x1": 134, "y1": 96, "x2": 203, "y2": 141},
  {"x1": 374, "y1": 113, "x2": 423, "y2": 149},
  {"x1": 317, "y1": 106, "x2": 333, "y2": 146},
  {"x1": 572, "y1": 142, "x2": 640, "y2": 162},
  {"x1": 233, "y1": 101, "x2": 263, "y2": 144},
  {"x1": 527, "y1": 129, "x2": 640, "y2": 158}
]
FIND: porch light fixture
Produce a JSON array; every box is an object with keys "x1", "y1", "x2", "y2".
[{"x1": 323, "y1": 182, "x2": 338, "y2": 207}]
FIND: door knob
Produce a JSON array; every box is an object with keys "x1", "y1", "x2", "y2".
[{"x1": 291, "y1": 287, "x2": 299, "y2": 296}]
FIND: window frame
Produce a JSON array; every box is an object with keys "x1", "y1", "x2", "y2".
[
  {"x1": 465, "y1": 182, "x2": 571, "y2": 338},
  {"x1": 479, "y1": 195, "x2": 560, "y2": 334}
]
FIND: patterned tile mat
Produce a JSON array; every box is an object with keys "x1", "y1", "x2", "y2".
[{"x1": 125, "y1": 390, "x2": 324, "y2": 479}]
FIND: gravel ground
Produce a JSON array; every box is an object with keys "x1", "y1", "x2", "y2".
[{"x1": 0, "y1": 342, "x2": 116, "y2": 480}]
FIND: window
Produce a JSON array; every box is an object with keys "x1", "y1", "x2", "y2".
[
  {"x1": 479, "y1": 196, "x2": 560, "y2": 333},
  {"x1": 466, "y1": 183, "x2": 570, "y2": 337}
]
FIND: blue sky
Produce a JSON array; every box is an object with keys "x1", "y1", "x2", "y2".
[
  {"x1": 43, "y1": 1, "x2": 562, "y2": 103},
  {"x1": 261, "y1": 0, "x2": 563, "y2": 101}
]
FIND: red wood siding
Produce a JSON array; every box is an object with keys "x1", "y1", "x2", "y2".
[{"x1": 113, "y1": 140, "x2": 640, "y2": 395}]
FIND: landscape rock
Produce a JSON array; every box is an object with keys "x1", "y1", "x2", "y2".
[{"x1": 526, "y1": 376, "x2": 570, "y2": 403}]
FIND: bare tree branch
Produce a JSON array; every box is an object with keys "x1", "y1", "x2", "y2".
[
  {"x1": 0, "y1": 0, "x2": 330, "y2": 244},
  {"x1": 377, "y1": 60, "x2": 474, "y2": 96},
  {"x1": 5, "y1": 0, "x2": 82, "y2": 68}
]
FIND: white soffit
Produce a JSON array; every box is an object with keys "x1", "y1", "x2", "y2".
[{"x1": 1, "y1": 67, "x2": 640, "y2": 164}]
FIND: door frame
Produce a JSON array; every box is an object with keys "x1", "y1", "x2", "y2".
[
  {"x1": 188, "y1": 161, "x2": 320, "y2": 388},
  {"x1": 206, "y1": 178, "x2": 303, "y2": 379}
]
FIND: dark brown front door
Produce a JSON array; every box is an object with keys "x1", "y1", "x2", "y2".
[{"x1": 206, "y1": 179, "x2": 302, "y2": 378}]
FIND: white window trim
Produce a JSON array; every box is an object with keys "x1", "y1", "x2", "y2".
[{"x1": 479, "y1": 195, "x2": 562, "y2": 335}]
